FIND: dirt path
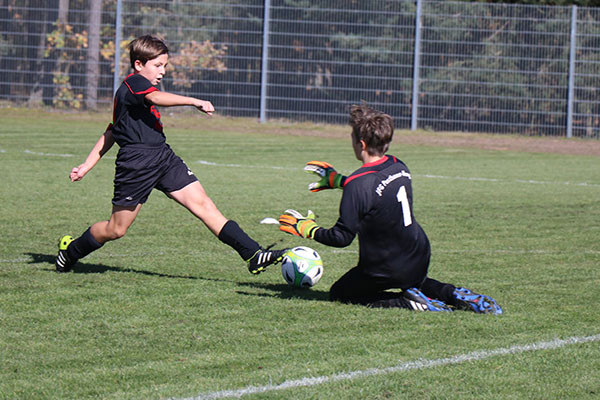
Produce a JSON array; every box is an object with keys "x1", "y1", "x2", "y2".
[
  {"x1": 393, "y1": 131, "x2": 600, "y2": 157},
  {"x1": 186, "y1": 116, "x2": 600, "y2": 157}
]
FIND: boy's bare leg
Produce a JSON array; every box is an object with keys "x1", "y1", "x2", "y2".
[
  {"x1": 90, "y1": 203, "x2": 143, "y2": 243},
  {"x1": 168, "y1": 181, "x2": 227, "y2": 235},
  {"x1": 56, "y1": 204, "x2": 142, "y2": 272}
]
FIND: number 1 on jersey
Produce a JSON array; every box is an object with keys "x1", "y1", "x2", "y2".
[{"x1": 396, "y1": 185, "x2": 413, "y2": 227}]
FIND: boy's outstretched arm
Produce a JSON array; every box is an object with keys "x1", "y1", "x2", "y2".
[
  {"x1": 145, "y1": 91, "x2": 214, "y2": 115},
  {"x1": 70, "y1": 127, "x2": 115, "y2": 182},
  {"x1": 304, "y1": 161, "x2": 346, "y2": 191},
  {"x1": 279, "y1": 209, "x2": 320, "y2": 239}
]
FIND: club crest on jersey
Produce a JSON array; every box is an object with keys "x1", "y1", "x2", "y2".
[{"x1": 375, "y1": 170, "x2": 411, "y2": 196}]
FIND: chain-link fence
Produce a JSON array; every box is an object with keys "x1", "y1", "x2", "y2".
[{"x1": 1, "y1": 0, "x2": 599, "y2": 138}]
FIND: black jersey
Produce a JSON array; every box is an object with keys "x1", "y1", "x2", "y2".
[
  {"x1": 111, "y1": 73, "x2": 166, "y2": 147},
  {"x1": 314, "y1": 155, "x2": 430, "y2": 286}
]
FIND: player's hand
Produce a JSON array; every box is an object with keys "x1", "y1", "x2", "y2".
[
  {"x1": 196, "y1": 100, "x2": 214, "y2": 116},
  {"x1": 279, "y1": 209, "x2": 320, "y2": 239},
  {"x1": 304, "y1": 161, "x2": 346, "y2": 192},
  {"x1": 70, "y1": 164, "x2": 91, "y2": 182}
]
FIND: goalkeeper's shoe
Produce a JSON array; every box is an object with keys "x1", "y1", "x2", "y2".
[
  {"x1": 56, "y1": 235, "x2": 77, "y2": 273},
  {"x1": 402, "y1": 288, "x2": 453, "y2": 312},
  {"x1": 453, "y1": 287, "x2": 503, "y2": 315},
  {"x1": 247, "y1": 246, "x2": 288, "y2": 275}
]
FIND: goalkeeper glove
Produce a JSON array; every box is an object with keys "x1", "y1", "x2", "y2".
[
  {"x1": 304, "y1": 161, "x2": 346, "y2": 192},
  {"x1": 279, "y1": 209, "x2": 320, "y2": 239}
]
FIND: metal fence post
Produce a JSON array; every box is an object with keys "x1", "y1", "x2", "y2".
[
  {"x1": 411, "y1": 0, "x2": 423, "y2": 131},
  {"x1": 566, "y1": 5, "x2": 577, "y2": 139},
  {"x1": 260, "y1": 0, "x2": 271, "y2": 123},
  {"x1": 113, "y1": 0, "x2": 123, "y2": 96}
]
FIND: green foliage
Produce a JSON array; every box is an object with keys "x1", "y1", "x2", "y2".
[
  {"x1": 44, "y1": 23, "x2": 87, "y2": 109},
  {"x1": 169, "y1": 41, "x2": 228, "y2": 89},
  {"x1": 4, "y1": 1, "x2": 600, "y2": 134},
  {"x1": 416, "y1": 2, "x2": 576, "y2": 134},
  {"x1": 1, "y1": 109, "x2": 599, "y2": 399},
  {"x1": 115, "y1": 1, "x2": 237, "y2": 92},
  {"x1": 467, "y1": 0, "x2": 600, "y2": 5}
]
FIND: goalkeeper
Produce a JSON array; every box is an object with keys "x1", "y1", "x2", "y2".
[{"x1": 279, "y1": 104, "x2": 502, "y2": 314}]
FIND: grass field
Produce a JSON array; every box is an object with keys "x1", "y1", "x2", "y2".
[{"x1": 1, "y1": 108, "x2": 599, "y2": 399}]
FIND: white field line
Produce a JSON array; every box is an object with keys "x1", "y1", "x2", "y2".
[
  {"x1": 331, "y1": 248, "x2": 600, "y2": 255},
  {"x1": 3, "y1": 150, "x2": 598, "y2": 187},
  {"x1": 174, "y1": 333, "x2": 600, "y2": 400},
  {"x1": 0, "y1": 257, "x2": 33, "y2": 263},
  {"x1": 193, "y1": 160, "x2": 600, "y2": 188},
  {"x1": 421, "y1": 173, "x2": 600, "y2": 188},
  {"x1": 24, "y1": 149, "x2": 73, "y2": 157},
  {"x1": 21, "y1": 149, "x2": 118, "y2": 159},
  {"x1": 195, "y1": 160, "x2": 291, "y2": 170}
]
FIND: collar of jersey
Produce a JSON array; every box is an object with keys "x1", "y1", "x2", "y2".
[{"x1": 362, "y1": 155, "x2": 388, "y2": 168}]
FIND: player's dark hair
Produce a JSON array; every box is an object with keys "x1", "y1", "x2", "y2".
[
  {"x1": 349, "y1": 103, "x2": 394, "y2": 156},
  {"x1": 128, "y1": 35, "x2": 169, "y2": 69}
]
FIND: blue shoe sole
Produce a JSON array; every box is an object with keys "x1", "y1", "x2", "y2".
[{"x1": 454, "y1": 287, "x2": 503, "y2": 315}]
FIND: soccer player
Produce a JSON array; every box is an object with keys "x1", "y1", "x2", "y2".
[
  {"x1": 278, "y1": 104, "x2": 502, "y2": 314},
  {"x1": 56, "y1": 35, "x2": 286, "y2": 274}
]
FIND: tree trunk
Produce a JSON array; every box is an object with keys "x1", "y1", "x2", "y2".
[
  {"x1": 27, "y1": 0, "x2": 48, "y2": 106},
  {"x1": 46, "y1": 0, "x2": 69, "y2": 105},
  {"x1": 58, "y1": 0, "x2": 68, "y2": 24},
  {"x1": 86, "y1": 0, "x2": 102, "y2": 110}
]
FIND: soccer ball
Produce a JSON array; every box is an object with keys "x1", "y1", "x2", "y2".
[{"x1": 281, "y1": 246, "x2": 324, "y2": 288}]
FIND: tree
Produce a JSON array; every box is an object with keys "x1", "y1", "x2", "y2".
[
  {"x1": 26, "y1": 0, "x2": 53, "y2": 106},
  {"x1": 86, "y1": 0, "x2": 102, "y2": 110},
  {"x1": 464, "y1": 0, "x2": 600, "y2": 6}
]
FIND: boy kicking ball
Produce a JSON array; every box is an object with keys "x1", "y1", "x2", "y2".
[
  {"x1": 56, "y1": 35, "x2": 286, "y2": 274},
  {"x1": 279, "y1": 103, "x2": 502, "y2": 314}
]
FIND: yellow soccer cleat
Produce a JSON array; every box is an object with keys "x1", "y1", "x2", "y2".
[{"x1": 56, "y1": 235, "x2": 76, "y2": 272}]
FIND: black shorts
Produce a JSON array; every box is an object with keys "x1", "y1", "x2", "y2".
[{"x1": 112, "y1": 143, "x2": 198, "y2": 206}]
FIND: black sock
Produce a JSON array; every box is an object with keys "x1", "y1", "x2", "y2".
[
  {"x1": 421, "y1": 278, "x2": 457, "y2": 305},
  {"x1": 67, "y1": 227, "x2": 104, "y2": 260},
  {"x1": 217, "y1": 220, "x2": 260, "y2": 261}
]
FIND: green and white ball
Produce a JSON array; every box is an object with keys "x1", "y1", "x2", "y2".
[{"x1": 281, "y1": 246, "x2": 324, "y2": 288}]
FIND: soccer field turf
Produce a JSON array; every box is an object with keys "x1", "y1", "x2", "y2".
[{"x1": 1, "y1": 108, "x2": 599, "y2": 399}]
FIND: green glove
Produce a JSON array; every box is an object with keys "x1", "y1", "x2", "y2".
[
  {"x1": 279, "y1": 209, "x2": 320, "y2": 239},
  {"x1": 304, "y1": 161, "x2": 346, "y2": 192}
]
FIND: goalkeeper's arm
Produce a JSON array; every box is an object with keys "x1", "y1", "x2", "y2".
[
  {"x1": 279, "y1": 209, "x2": 355, "y2": 248},
  {"x1": 304, "y1": 161, "x2": 346, "y2": 192},
  {"x1": 279, "y1": 209, "x2": 320, "y2": 239}
]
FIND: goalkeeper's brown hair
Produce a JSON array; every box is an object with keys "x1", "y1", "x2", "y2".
[
  {"x1": 128, "y1": 35, "x2": 169, "y2": 69},
  {"x1": 349, "y1": 103, "x2": 394, "y2": 156}
]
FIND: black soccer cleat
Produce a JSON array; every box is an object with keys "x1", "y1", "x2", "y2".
[
  {"x1": 453, "y1": 287, "x2": 503, "y2": 315},
  {"x1": 402, "y1": 287, "x2": 453, "y2": 312},
  {"x1": 247, "y1": 247, "x2": 288, "y2": 275},
  {"x1": 56, "y1": 235, "x2": 77, "y2": 272}
]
